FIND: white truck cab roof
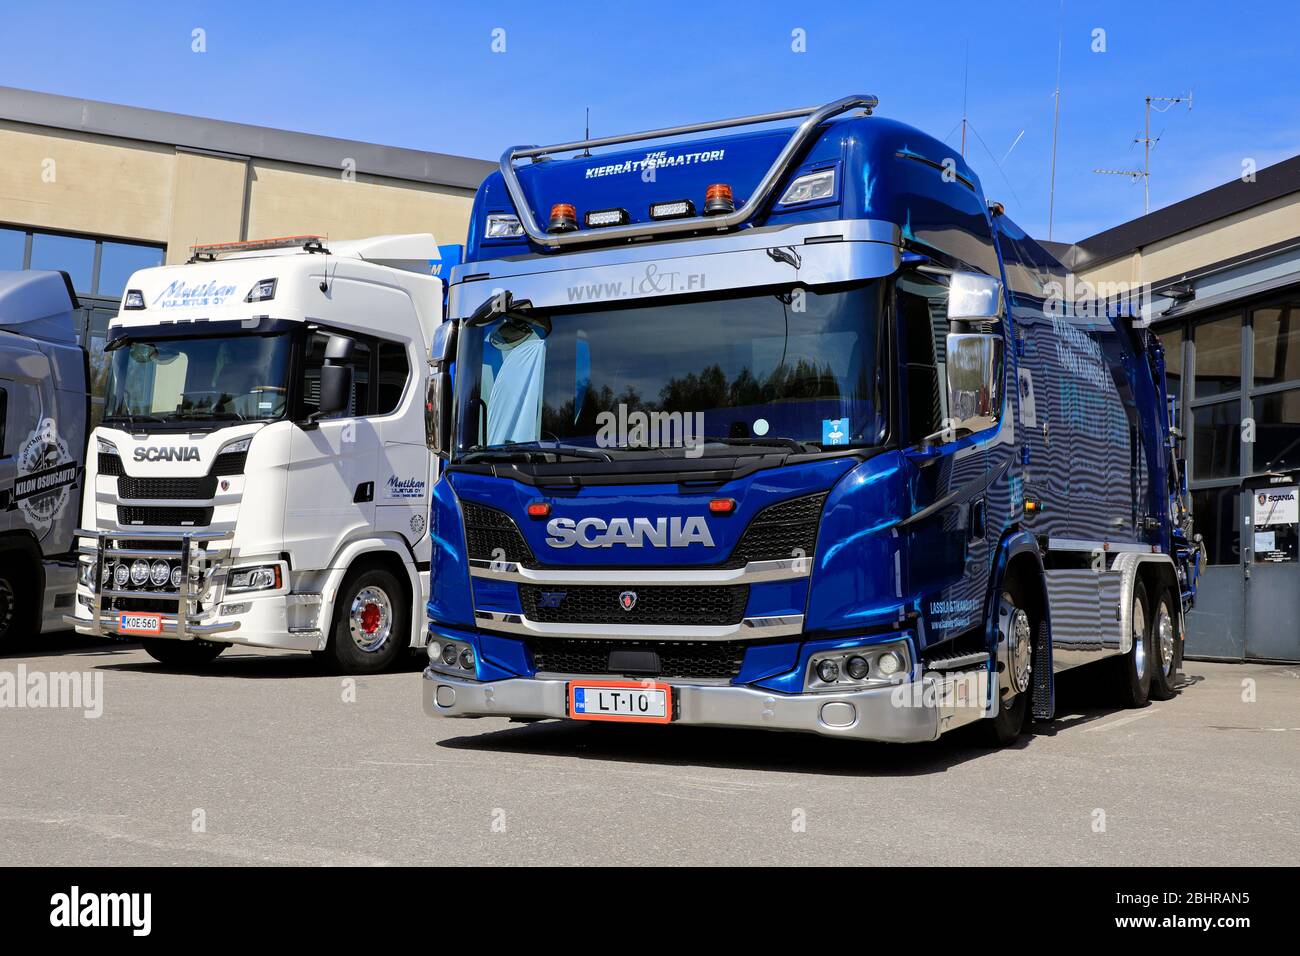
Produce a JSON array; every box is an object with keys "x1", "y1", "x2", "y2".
[{"x1": 111, "y1": 233, "x2": 444, "y2": 350}]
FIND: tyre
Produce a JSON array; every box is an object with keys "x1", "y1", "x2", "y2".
[
  {"x1": 322, "y1": 566, "x2": 407, "y2": 674},
  {"x1": 140, "y1": 638, "x2": 227, "y2": 667},
  {"x1": 1114, "y1": 579, "x2": 1153, "y2": 708},
  {"x1": 978, "y1": 583, "x2": 1040, "y2": 746},
  {"x1": 1148, "y1": 586, "x2": 1180, "y2": 701},
  {"x1": 0, "y1": 562, "x2": 37, "y2": 644}
]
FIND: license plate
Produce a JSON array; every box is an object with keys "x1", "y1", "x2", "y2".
[
  {"x1": 569, "y1": 680, "x2": 672, "y2": 724},
  {"x1": 117, "y1": 613, "x2": 163, "y2": 635}
]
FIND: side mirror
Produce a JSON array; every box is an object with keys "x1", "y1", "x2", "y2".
[
  {"x1": 427, "y1": 322, "x2": 457, "y2": 456},
  {"x1": 315, "y1": 334, "x2": 355, "y2": 419},
  {"x1": 944, "y1": 332, "x2": 1004, "y2": 436},
  {"x1": 947, "y1": 271, "x2": 1003, "y2": 321}
]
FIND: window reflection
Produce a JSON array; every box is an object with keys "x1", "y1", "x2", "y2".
[{"x1": 1194, "y1": 315, "x2": 1242, "y2": 398}]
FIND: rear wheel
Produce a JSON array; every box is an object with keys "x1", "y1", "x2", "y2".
[
  {"x1": 1114, "y1": 579, "x2": 1153, "y2": 708},
  {"x1": 1148, "y1": 586, "x2": 1180, "y2": 701},
  {"x1": 323, "y1": 566, "x2": 407, "y2": 674},
  {"x1": 140, "y1": 638, "x2": 227, "y2": 667}
]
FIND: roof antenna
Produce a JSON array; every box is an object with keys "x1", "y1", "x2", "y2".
[
  {"x1": 580, "y1": 107, "x2": 592, "y2": 157},
  {"x1": 960, "y1": 41, "x2": 970, "y2": 157},
  {"x1": 1047, "y1": 0, "x2": 1064, "y2": 241}
]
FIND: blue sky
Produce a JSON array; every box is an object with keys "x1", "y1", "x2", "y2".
[{"x1": 2, "y1": 0, "x2": 1298, "y2": 241}]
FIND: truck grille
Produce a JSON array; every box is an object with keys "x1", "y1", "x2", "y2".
[
  {"x1": 728, "y1": 492, "x2": 826, "y2": 564},
  {"x1": 118, "y1": 506, "x2": 213, "y2": 527},
  {"x1": 212, "y1": 450, "x2": 247, "y2": 475},
  {"x1": 519, "y1": 584, "x2": 748, "y2": 626},
  {"x1": 529, "y1": 638, "x2": 746, "y2": 679},
  {"x1": 98, "y1": 453, "x2": 123, "y2": 476},
  {"x1": 462, "y1": 501, "x2": 535, "y2": 565},
  {"x1": 118, "y1": 475, "x2": 218, "y2": 500}
]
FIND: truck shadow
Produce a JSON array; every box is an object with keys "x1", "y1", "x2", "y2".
[
  {"x1": 437, "y1": 665, "x2": 1196, "y2": 777},
  {"x1": 92, "y1": 650, "x2": 430, "y2": 679}
]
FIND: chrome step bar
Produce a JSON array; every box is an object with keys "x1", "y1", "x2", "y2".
[{"x1": 499, "y1": 93, "x2": 878, "y2": 249}]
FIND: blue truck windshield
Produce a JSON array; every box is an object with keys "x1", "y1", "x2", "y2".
[
  {"x1": 453, "y1": 282, "x2": 888, "y2": 460},
  {"x1": 103, "y1": 333, "x2": 293, "y2": 425}
]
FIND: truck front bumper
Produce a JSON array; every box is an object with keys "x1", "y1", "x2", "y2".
[{"x1": 422, "y1": 668, "x2": 954, "y2": 743}]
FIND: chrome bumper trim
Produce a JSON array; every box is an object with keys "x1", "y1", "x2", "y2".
[
  {"x1": 422, "y1": 668, "x2": 944, "y2": 743},
  {"x1": 471, "y1": 611, "x2": 804, "y2": 641},
  {"x1": 469, "y1": 556, "x2": 809, "y2": 585}
]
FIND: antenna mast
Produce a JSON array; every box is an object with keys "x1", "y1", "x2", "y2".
[
  {"x1": 1094, "y1": 92, "x2": 1192, "y2": 216},
  {"x1": 1047, "y1": 0, "x2": 1064, "y2": 241}
]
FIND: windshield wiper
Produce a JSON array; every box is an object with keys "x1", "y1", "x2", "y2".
[
  {"x1": 700, "y1": 435, "x2": 819, "y2": 454},
  {"x1": 463, "y1": 440, "x2": 614, "y2": 463},
  {"x1": 101, "y1": 412, "x2": 167, "y2": 426}
]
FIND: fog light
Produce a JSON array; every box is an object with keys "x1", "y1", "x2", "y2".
[
  {"x1": 427, "y1": 640, "x2": 443, "y2": 663},
  {"x1": 877, "y1": 651, "x2": 902, "y2": 676},
  {"x1": 846, "y1": 655, "x2": 870, "y2": 680},
  {"x1": 816, "y1": 659, "x2": 840, "y2": 683},
  {"x1": 441, "y1": 643, "x2": 459, "y2": 666},
  {"x1": 113, "y1": 564, "x2": 130, "y2": 588},
  {"x1": 150, "y1": 560, "x2": 171, "y2": 587},
  {"x1": 130, "y1": 560, "x2": 150, "y2": 585},
  {"x1": 459, "y1": 647, "x2": 475, "y2": 670},
  {"x1": 171, "y1": 566, "x2": 184, "y2": 589}
]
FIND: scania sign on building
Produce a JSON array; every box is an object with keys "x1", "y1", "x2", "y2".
[{"x1": 544, "y1": 516, "x2": 715, "y2": 549}]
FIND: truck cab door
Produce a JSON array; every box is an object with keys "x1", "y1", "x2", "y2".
[{"x1": 285, "y1": 332, "x2": 376, "y2": 567}]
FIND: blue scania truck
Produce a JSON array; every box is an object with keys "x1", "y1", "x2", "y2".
[{"x1": 421, "y1": 94, "x2": 1199, "y2": 745}]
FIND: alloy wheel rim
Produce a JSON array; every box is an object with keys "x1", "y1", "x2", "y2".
[
  {"x1": 1009, "y1": 607, "x2": 1033, "y2": 694},
  {"x1": 1133, "y1": 598, "x2": 1147, "y2": 680},
  {"x1": 349, "y1": 586, "x2": 393, "y2": 653},
  {"x1": 1157, "y1": 604, "x2": 1175, "y2": 677}
]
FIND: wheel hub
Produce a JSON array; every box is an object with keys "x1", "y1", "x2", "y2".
[
  {"x1": 1132, "y1": 597, "x2": 1147, "y2": 680},
  {"x1": 349, "y1": 586, "x2": 393, "y2": 653},
  {"x1": 1156, "y1": 604, "x2": 1175, "y2": 677},
  {"x1": 1008, "y1": 607, "x2": 1033, "y2": 694}
]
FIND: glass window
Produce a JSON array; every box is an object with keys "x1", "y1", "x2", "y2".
[
  {"x1": 375, "y1": 340, "x2": 410, "y2": 416},
  {"x1": 1253, "y1": 303, "x2": 1300, "y2": 388},
  {"x1": 0, "y1": 387, "x2": 7, "y2": 455},
  {"x1": 28, "y1": 233, "x2": 95, "y2": 293},
  {"x1": 1194, "y1": 314, "x2": 1242, "y2": 398},
  {"x1": 104, "y1": 334, "x2": 294, "y2": 424},
  {"x1": 0, "y1": 229, "x2": 25, "y2": 270},
  {"x1": 1191, "y1": 487, "x2": 1240, "y2": 565},
  {"x1": 98, "y1": 242, "x2": 164, "y2": 298},
  {"x1": 1192, "y1": 401, "x2": 1241, "y2": 480},
  {"x1": 1159, "y1": 326, "x2": 1184, "y2": 407},
  {"x1": 1254, "y1": 388, "x2": 1300, "y2": 472},
  {"x1": 302, "y1": 331, "x2": 372, "y2": 418},
  {"x1": 453, "y1": 282, "x2": 890, "y2": 457}
]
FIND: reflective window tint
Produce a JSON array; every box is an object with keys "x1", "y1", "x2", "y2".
[
  {"x1": 1253, "y1": 303, "x2": 1300, "y2": 388},
  {"x1": 0, "y1": 228, "x2": 24, "y2": 270},
  {"x1": 1191, "y1": 488, "x2": 1240, "y2": 566},
  {"x1": 29, "y1": 233, "x2": 95, "y2": 293},
  {"x1": 1159, "y1": 327, "x2": 1184, "y2": 408},
  {"x1": 1254, "y1": 388, "x2": 1300, "y2": 472},
  {"x1": 98, "y1": 242, "x2": 164, "y2": 298},
  {"x1": 375, "y1": 340, "x2": 410, "y2": 416},
  {"x1": 1194, "y1": 315, "x2": 1242, "y2": 398},
  {"x1": 1192, "y1": 401, "x2": 1241, "y2": 480}
]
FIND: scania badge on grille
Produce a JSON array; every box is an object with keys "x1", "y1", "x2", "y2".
[{"x1": 619, "y1": 590, "x2": 638, "y2": 612}]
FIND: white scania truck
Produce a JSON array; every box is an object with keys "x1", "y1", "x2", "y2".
[{"x1": 69, "y1": 234, "x2": 443, "y2": 672}]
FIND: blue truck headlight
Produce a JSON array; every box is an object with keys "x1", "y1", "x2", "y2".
[
  {"x1": 779, "y1": 168, "x2": 835, "y2": 205},
  {"x1": 805, "y1": 640, "x2": 911, "y2": 692}
]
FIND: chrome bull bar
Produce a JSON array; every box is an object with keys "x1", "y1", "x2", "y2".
[{"x1": 65, "y1": 528, "x2": 240, "y2": 639}]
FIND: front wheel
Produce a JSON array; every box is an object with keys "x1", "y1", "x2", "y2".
[
  {"x1": 140, "y1": 638, "x2": 227, "y2": 667},
  {"x1": 1148, "y1": 587, "x2": 1180, "y2": 701},
  {"x1": 978, "y1": 587, "x2": 1039, "y2": 746},
  {"x1": 322, "y1": 567, "x2": 407, "y2": 674}
]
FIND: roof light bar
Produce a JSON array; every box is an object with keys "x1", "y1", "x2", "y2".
[
  {"x1": 584, "y1": 208, "x2": 629, "y2": 228},
  {"x1": 189, "y1": 235, "x2": 328, "y2": 260},
  {"x1": 649, "y1": 199, "x2": 695, "y2": 220}
]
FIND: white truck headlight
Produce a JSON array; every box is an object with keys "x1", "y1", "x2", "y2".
[
  {"x1": 228, "y1": 565, "x2": 282, "y2": 593},
  {"x1": 77, "y1": 558, "x2": 97, "y2": 589}
]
